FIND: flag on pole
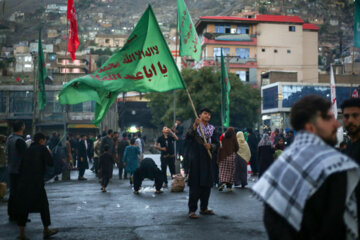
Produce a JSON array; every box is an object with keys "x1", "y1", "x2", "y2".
[
  {"x1": 2, "y1": 0, "x2": 5, "y2": 17},
  {"x1": 352, "y1": 86, "x2": 360, "y2": 98},
  {"x1": 38, "y1": 28, "x2": 47, "y2": 111},
  {"x1": 220, "y1": 49, "x2": 231, "y2": 128},
  {"x1": 330, "y1": 65, "x2": 337, "y2": 119},
  {"x1": 67, "y1": 0, "x2": 79, "y2": 60},
  {"x1": 59, "y1": 5, "x2": 186, "y2": 124},
  {"x1": 16, "y1": 76, "x2": 20, "y2": 83},
  {"x1": 177, "y1": 0, "x2": 201, "y2": 61},
  {"x1": 355, "y1": 0, "x2": 360, "y2": 47}
]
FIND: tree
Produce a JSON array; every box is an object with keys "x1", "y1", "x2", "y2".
[{"x1": 146, "y1": 67, "x2": 261, "y2": 129}]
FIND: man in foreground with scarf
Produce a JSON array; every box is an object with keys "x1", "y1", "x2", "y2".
[
  {"x1": 252, "y1": 95, "x2": 360, "y2": 239},
  {"x1": 186, "y1": 108, "x2": 219, "y2": 219}
]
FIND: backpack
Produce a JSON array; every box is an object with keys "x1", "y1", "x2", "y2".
[{"x1": 171, "y1": 174, "x2": 185, "y2": 192}]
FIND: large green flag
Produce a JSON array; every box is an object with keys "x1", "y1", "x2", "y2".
[
  {"x1": 59, "y1": 5, "x2": 186, "y2": 124},
  {"x1": 355, "y1": 0, "x2": 360, "y2": 47},
  {"x1": 177, "y1": 0, "x2": 201, "y2": 61},
  {"x1": 38, "y1": 28, "x2": 47, "y2": 111},
  {"x1": 220, "y1": 49, "x2": 230, "y2": 128}
]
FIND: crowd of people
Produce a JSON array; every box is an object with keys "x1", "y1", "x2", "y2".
[{"x1": 0, "y1": 96, "x2": 359, "y2": 240}]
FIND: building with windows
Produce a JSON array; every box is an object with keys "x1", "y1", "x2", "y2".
[
  {"x1": 0, "y1": 85, "x2": 117, "y2": 136},
  {"x1": 195, "y1": 15, "x2": 319, "y2": 86},
  {"x1": 261, "y1": 82, "x2": 355, "y2": 130},
  {"x1": 15, "y1": 53, "x2": 34, "y2": 73},
  {"x1": 94, "y1": 34, "x2": 129, "y2": 48}
]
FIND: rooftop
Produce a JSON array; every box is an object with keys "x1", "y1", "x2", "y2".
[{"x1": 199, "y1": 14, "x2": 304, "y2": 24}]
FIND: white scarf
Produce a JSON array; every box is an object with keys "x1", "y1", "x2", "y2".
[{"x1": 252, "y1": 131, "x2": 360, "y2": 240}]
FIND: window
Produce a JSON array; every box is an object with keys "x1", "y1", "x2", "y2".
[
  {"x1": 0, "y1": 92, "x2": 6, "y2": 113},
  {"x1": 24, "y1": 56, "x2": 32, "y2": 62},
  {"x1": 274, "y1": 49, "x2": 278, "y2": 53},
  {"x1": 61, "y1": 68, "x2": 71, "y2": 73},
  {"x1": 10, "y1": 91, "x2": 33, "y2": 113},
  {"x1": 287, "y1": 49, "x2": 291, "y2": 54},
  {"x1": 83, "y1": 101, "x2": 95, "y2": 112},
  {"x1": 236, "y1": 48, "x2": 249, "y2": 59},
  {"x1": 262, "y1": 48, "x2": 265, "y2": 52},
  {"x1": 236, "y1": 70, "x2": 249, "y2": 82},
  {"x1": 72, "y1": 68, "x2": 81, "y2": 73},
  {"x1": 71, "y1": 103, "x2": 83, "y2": 112},
  {"x1": 105, "y1": 39, "x2": 110, "y2": 43},
  {"x1": 73, "y1": 60, "x2": 81, "y2": 65},
  {"x1": 237, "y1": 26, "x2": 249, "y2": 34},
  {"x1": 215, "y1": 24, "x2": 231, "y2": 33},
  {"x1": 62, "y1": 59, "x2": 70, "y2": 65},
  {"x1": 289, "y1": 26, "x2": 296, "y2": 32},
  {"x1": 213, "y1": 48, "x2": 230, "y2": 58},
  {"x1": 44, "y1": 91, "x2": 63, "y2": 113}
]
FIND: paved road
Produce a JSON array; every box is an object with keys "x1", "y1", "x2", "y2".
[{"x1": 0, "y1": 154, "x2": 267, "y2": 240}]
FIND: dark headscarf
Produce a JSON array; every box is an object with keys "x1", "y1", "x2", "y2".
[{"x1": 217, "y1": 127, "x2": 239, "y2": 163}]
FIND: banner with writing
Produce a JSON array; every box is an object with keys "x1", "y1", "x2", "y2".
[
  {"x1": 220, "y1": 49, "x2": 231, "y2": 128},
  {"x1": 59, "y1": 5, "x2": 186, "y2": 124},
  {"x1": 177, "y1": 0, "x2": 201, "y2": 61}
]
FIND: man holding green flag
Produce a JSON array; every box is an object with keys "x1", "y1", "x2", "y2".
[
  {"x1": 220, "y1": 49, "x2": 231, "y2": 128},
  {"x1": 59, "y1": 5, "x2": 186, "y2": 124},
  {"x1": 38, "y1": 28, "x2": 47, "y2": 111},
  {"x1": 177, "y1": 0, "x2": 201, "y2": 61}
]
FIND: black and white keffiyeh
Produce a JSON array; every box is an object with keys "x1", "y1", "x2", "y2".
[{"x1": 252, "y1": 131, "x2": 360, "y2": 240}]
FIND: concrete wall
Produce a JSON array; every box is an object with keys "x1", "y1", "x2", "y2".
[
  {"x1": 256, "y1": 23, "x2": 304, "y2": 85},
  {"x1": 302, "y1": 30, "x2": 318, "y2": 83}
]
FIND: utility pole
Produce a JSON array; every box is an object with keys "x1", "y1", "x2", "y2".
[{"x1": 31, "y1": 52, "x2": 37, "y2": 136}]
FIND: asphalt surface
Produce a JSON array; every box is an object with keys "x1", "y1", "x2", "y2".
[{"x1": 0, "y1": 154, "x2": 267, "y2": 240}]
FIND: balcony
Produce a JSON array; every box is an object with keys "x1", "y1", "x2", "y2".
[
  {"x1": 202, "y1": 33, "x2": 257, "y2": 45},
  {"x1": 195, "y1": 56, "x2": 257, "y2": 69}
]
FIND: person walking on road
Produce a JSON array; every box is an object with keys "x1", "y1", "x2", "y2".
[
  {"x1": 6, "y1": 120, "x2": 27, "y2": 222},
  {"x1": 92, "y1": 135, "x2": 101, "y2": 176},
  {"x1": 246, "y1": 128, "x2": 259, "y2": 177},
  {"x1": 15, "y1": 132, "x2": 58, "y2": 240},
  {"x1": 117, "y1": 133, "x2": 129, "y2": 179},
  {"x1": 99, "y1": 144, "x2": 114, "y2": 192},
  {"x1": 77, "y1": 135, "x2": 89, "y2": 181},
  {"x1": 217, "y1": 127, "x2": 239, "y2": 192},
  {"x1": 341, "y1": 98, "x2": 360, "y2": 164},
  {"x1": 234, "y1": 131, "x2": 251, "y2": 188},
  {"x1": 186, "y1": 108, "x2": 219, "y2": 219},
  {"x1": 257, "y1": 133, "x2": 274, "y2": 178},
  {"x1": 252, "y1": 95, "x2": 360, "y2": 239},
  {"x1": 123, "y1": 138, "x2": 140, "y2": 186},
  {"x1": 154, "y1": 126, "x2": 178, "y2": 188}
]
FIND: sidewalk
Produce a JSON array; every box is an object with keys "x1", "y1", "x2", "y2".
[{"x1": 0, "y1": 154, "x2": 266, "y2": 240}]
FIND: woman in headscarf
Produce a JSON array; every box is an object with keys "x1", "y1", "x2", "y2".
[
  {"x1": 258, "y1": 133, "x2": 275, "y2": 177},
  {"x1": 217, "y1": 127, "x2": 239, "y2": 192},
  {"x1": 234, "y1": 131, "x2": 251, "y2": 188}
]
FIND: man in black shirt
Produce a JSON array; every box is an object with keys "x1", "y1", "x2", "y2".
[
  {"x1": 6, "y1": 120, "x2": 27, "y2": 222},
  {"x1": 154, "y1": 126, "x2": 178, "y2": 188},
  {"x1": 341, "y1": 98, "x2": 360, "y2": 164}
]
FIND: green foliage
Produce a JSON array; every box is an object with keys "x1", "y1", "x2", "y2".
[
  {"x1": 91, "y1": 47, "x2": 114, "y2": 55},
  {"x1": 147, "y1": 67, "x2": 261, "y2": 129},
  {"x1": 0, "y1": 57, "x2": 15, "y2": 69}
]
